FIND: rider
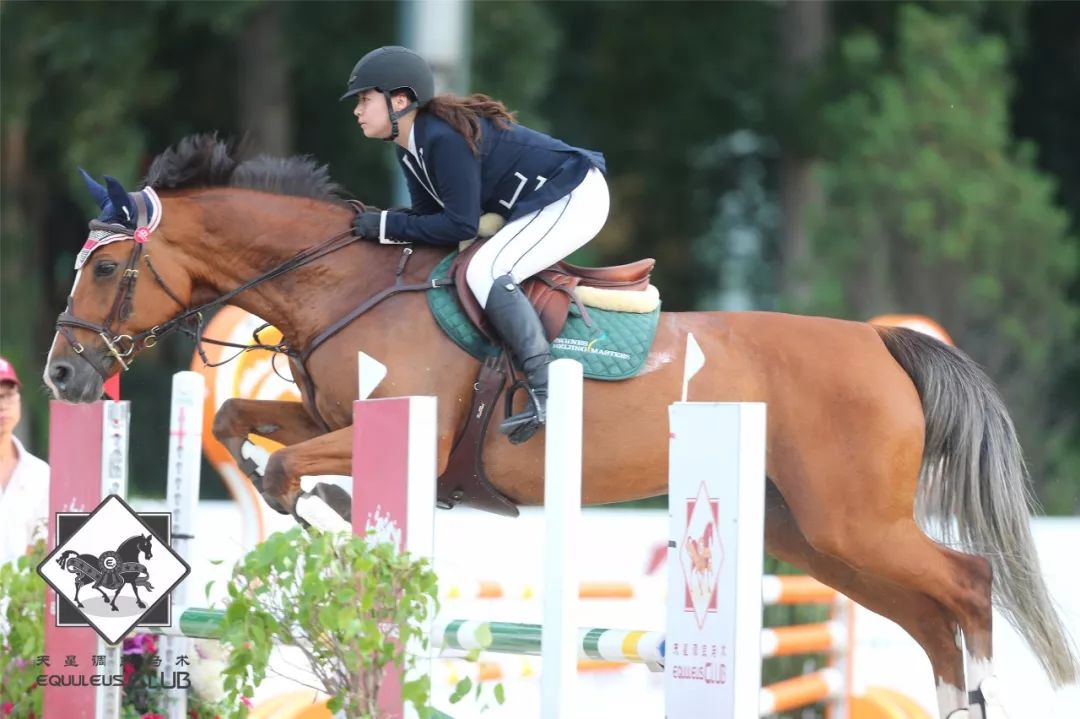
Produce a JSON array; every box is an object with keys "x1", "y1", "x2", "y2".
[{"x1": 342, "y1": 45, "x2": 609, "y2": 444}]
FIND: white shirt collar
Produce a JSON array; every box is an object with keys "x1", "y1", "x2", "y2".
[{"x1": 407, "y1": 122, "x2": 419, "y2": 161}]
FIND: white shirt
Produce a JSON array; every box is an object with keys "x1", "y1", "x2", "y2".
[{"x1": 0, "y1": 435, "x2": 50, "y2": 566}]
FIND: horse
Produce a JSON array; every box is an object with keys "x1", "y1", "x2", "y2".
[
  {"x1": 43, "y1": 135, "x2": 1076, "y2": 717},
  {"x1": 56, "y1": 533, "x2": 154, "y2": 612}
]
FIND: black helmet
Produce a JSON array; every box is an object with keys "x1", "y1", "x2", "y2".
[{"x1": 339, "y1": 45, "x2": 435, "y2": 106}]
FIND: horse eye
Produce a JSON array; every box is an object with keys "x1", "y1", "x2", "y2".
[{"x1": 95, "y1": 260, "x2": 118, "y2": 278}]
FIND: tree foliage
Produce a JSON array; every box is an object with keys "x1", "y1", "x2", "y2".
[
  {"x1": 0, "y1": 1, "x2": 1077, "y2": 510},
  {"x1": 806, "y1": 6, "x2": 1079, "y2": 506}
]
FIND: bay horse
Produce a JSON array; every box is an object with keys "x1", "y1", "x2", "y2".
[{"x1": 44, "y1": 136, "x2": 1076, "y2": 717}]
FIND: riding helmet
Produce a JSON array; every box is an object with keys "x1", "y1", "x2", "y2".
[{"x1": 339, "y1": 45, "x2": 435, "y2": 106}]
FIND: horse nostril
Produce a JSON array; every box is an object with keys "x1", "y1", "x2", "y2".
[{"x1": 50, "y1": 361, "x2": 74, "y2": 387}]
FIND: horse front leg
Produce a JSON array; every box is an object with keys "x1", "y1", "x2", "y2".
[
  {"x1": 211, "y1": 399, "x2": 329, "y2": 514},
  {"x1": 130, "y1": 584, "x2": 147, "y2": 609},
  {"x1": 260, "y1": 426, "x2": 354, "y2": 522}
]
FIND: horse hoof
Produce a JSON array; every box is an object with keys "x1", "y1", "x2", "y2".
[{"x1": 260, "y1": 490, "x2": 291, "y2": 516}]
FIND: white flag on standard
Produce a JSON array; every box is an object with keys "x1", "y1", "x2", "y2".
[{"x1": 681, "y1": 332, "x2": 705, "y2": 402}]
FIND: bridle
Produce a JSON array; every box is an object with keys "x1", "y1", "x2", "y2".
[
  {"x1": 55, "y1": 193, "x2": 359, "y2": 380},
  {"x1": 54, "y1": 189, "x2": 453, "y2": 431}
]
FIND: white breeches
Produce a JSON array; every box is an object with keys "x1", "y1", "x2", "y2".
[{"x1": 466, "y1": 167, "x2": 610, "y2": 307}]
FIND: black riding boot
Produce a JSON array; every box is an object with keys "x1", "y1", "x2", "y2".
[{"x1": 484, "y1": 275, "x2": 553, "y2": 444}]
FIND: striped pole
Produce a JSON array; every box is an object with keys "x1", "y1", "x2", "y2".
[
  {"x1": 761, "y1": 575, "x2": 838, "y2": 606},
  {"x1": 438, "y1": 578, "x2": 661, "y2": 601},
  {"x1": 435, "y1": 619, "x2": 665, "y2": 667},
  {"x1": 437, "y1": 574, "x2": 830, "y2": 604},
  {"x1": 153, "y1": 610, "x2": 668, "y2": 667},
  {"x1": 438, "y1": 657, "x2": 631, "y2": 685},
  {"x1": 759, "y1": 668, "x2": 844, "y2": 716},
  {"x1": 760, "y1": 621, "x2": 847, "y2": 658}
]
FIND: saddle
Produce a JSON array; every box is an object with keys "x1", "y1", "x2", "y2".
[
  {"x1": 437, "y1": 239, "x2": 657, "y2": 517},
  {"x1": 448, "y1": 238, "x2": 656, "y2": 343}
]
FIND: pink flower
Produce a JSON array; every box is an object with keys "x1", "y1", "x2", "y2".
[
  {"x1": 122, "y1": 633, "x2": 159, "y2": 656},
  {"x1": 2, "y1": 702, "x2": 14, "y2": 716},
  {"x1": 241, "y1": 696, "x2": 254, "y2": 708}
]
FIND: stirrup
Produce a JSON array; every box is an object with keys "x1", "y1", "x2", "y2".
[{"x1": 500, "y1": 379, "x2": 546, "y2": 444}]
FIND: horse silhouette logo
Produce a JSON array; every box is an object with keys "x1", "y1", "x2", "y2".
[
  {"x1": 54, "y1": 533, "x2": 156, "y2": 613},
  {"x1": 38, "y1": 495, "x2": 190, "y2": 645},
  {"x1": 679, "y1": 481, "x2": 723, "y2": 629}
]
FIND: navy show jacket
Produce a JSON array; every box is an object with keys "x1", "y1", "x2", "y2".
[{"x1": 382, "y1": 111, "x2": 606, "y2": 246}]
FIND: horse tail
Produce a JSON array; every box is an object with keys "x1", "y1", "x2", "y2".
[{"x1": 875, "y1": 325, "x2": 1079, "y2": 686}]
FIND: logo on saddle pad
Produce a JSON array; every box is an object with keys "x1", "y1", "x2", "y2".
[
  {"x1": 679, "y1": 482, "x2": 723, "y2": 629},
  {"x1": 551, "y1": 331, "x2": 631, "y2": 360},
  {"x1": 38, "y1": 495, "x2": 191, "y2": 645}
]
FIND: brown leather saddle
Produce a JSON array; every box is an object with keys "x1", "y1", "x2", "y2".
[{"x1": 436, "y1": 241, "x2": 656, "y2": 516}]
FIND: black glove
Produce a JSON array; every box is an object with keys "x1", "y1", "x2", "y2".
[{"x1": 352, "y1": 211, "x2": 381, "y2": 240}]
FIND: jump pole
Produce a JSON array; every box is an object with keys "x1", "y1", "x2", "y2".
[
  {"x1": 665, "y1": 401, "x2": 766, "y2": 717},
  {"x1": 541, "y1": 358, "x2": 583, "y2": 719},
  {"x1": 45, "y1": 399, "x2": 131, "y2": 719},
  {"x1": 161, "y1": 371, "x2": 204, "y2": 719},
  {"x1": 350, "y1": 382, "x2": 438, "y2": 719}
]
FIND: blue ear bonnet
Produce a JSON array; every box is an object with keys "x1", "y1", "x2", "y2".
[{"x1": 79, "y1": 168, "x2": 151, "y2": 229}]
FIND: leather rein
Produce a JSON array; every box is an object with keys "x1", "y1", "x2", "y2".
[{"x1": 56, "y1": 206, "x2": 453, "y2": 432}]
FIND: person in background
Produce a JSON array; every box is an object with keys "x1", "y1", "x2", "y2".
[{"x1": 0, "y1": 356, "x2": 50, "y2": 566}]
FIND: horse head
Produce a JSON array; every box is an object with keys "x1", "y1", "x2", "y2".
[
  {"x1": 138, "y1": 533, "x2": 154, "y2": 560},
  {"x1": 56, "y1": 549, "x2": 78, "y2": 570},
  {"x1": 45, "y1": 169, "x2": 198, "y2": 402},
  {"x1": 44, "y1": 134, "x2": 361, "y2": 406}
]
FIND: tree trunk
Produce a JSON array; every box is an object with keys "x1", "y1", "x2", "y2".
[
  {"x1": 777, "y1": 0, "x2": 829, "y2": 308},
  {"x1": 237, "y1": 3, "x2": 292, "y2": 157}
]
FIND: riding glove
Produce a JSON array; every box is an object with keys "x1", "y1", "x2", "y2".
[{"x1": 352, "y1": 211, "x2": 381, "y2": 240}]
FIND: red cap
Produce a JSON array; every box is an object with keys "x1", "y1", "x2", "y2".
[{"x1": 0, "y1": 356, "x2": 20, "y2": 387}]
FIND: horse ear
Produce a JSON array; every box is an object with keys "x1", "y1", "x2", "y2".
[
  {"x1": 104, "y1": 175, "x2": 135, "y2": 225},
  {"x1": 79, "y1": 168, "x2": 109, "y2": 209}
]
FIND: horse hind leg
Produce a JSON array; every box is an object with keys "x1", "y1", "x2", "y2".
[
  {"x1": 764, "y1": 480, "x2": 970, "y2": 719},
  {"x1": 87, "y1": 581, "x2": 111, "y2": 608}
]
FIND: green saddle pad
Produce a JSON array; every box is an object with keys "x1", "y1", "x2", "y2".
[{"x1": 427, "y1": 252, "x2": 661, "y2": 381}]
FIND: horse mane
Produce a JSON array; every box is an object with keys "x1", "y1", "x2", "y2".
[{"x1": 144, "y1": 133, "x2": 346, "y2": 204}]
